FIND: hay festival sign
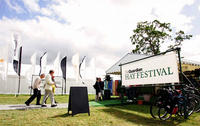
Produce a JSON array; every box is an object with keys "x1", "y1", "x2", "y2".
[{"x1": 121, "y1": 51, "x2": 179, "y2": 86}]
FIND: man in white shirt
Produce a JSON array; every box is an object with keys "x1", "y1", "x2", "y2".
[
  {"x1": 25, "y1": 74, "x2": 45, "y2": 106},
  {"x1": 41, "y1": 70, "x2": 57, "y2": 107}
]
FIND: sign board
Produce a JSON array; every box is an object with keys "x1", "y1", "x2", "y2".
[
  {"x1": 121, "y1": 51, "x2": 179, "y2": 86},
  {"x1": 68, "y1": 87, "x2": 90, "y2": 116}
]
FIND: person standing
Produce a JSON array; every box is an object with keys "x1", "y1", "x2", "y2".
[
  {"x1": 93, "y1": 78, "x2": 101, "y2": 101},
  {"x1": 41, "y1": 70, "x2": 57, "y2": 107},
  {"x1": 99, "y1": 78, "x2": 104, "y2": 100},
  {"x1": 25, "y1": 74, "x2": 45, "y2": 106}
]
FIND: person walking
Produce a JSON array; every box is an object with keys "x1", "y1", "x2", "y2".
[
  {"x1": 25, "y1": 74, "x2": 45, "y2": 106},
  {"x1": 44, "y1": 75, "x2": 58, "y2": 104},
  {"x1": 41, "y1": 70, "x2": 57, "y2": 107},
  {"x1": 51, "y1": 75, "x2": 58, "y2": 103}
]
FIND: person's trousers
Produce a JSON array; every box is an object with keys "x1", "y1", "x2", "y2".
[
  {"x1": 42, "y1": 89, "x2": 55, "y2": 105},
  {"x1": 95, "y1": 92, "x2": 102, "y2": 101},
  {"x1": 25, "y1": 89, "x2": 41, "y2": 105}
]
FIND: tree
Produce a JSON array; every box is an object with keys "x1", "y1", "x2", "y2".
[{"x1": 130, "y1": 20, "x2": 192, "y2": 55}]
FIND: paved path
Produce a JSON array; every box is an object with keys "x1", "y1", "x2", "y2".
[
  {"x1": 0, "y1": 103, "x2": 68, "y2": 110},
  {"x1": 0, "y1": 100, "x2": 122, "y2": 110}
]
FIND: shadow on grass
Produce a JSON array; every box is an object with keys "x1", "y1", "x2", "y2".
[
  {"x1": 112, "y1": 104, "x2": 150, "y2": 114},
  {"x1": 99, "y1": 106, "x2": 185, "y2": 126},
  {"x1": 91, "y1": 100, "x2": 151, "y2": 115},
  {"x1": 51, "y1": 113, "x2": 71, "y2": 118}
]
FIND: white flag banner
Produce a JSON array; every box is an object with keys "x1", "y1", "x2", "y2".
[
  {"x1": 12, "y1": 33, "x2": 22, "y2": 60},
  {"x1": 79, "y1": 56, "x2": 86, "y2": 81},
  {"x1": 40, "y1": 53, "x2": 47, "y2": 75},
  {"x1": 80, "y1": 57, "x2": 86, "y2": 71},
  {"x1": 25, "y1": 52, "x2": 37, "y2": 83},
  {"x1": 89, "y1": 58, "x2": 96, "y2": 80},
  {"x1": 0, "y1": 45, "x2": 8, "y2": 80},
  {"x1": 11, "y1": 32, "x2": 23, "y2": 76},
  {"x1": 30, "y1": 52, "x2": 37, "y2": 75},
  {"x1": 25, "y1": 67, "x2": 32, "y2": 83},
  {"x1": 121, "y1": 51, "x2": 179, "y2": 86},
  {"x1": 53, "y1": 52, "x2": 60, "y2": 76},
  {"x1": 71, "y1": 53, "x2": 80, "y2": 81}
]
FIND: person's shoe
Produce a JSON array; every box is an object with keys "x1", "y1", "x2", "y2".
[
  {"x1": 36, "y1": 104, "x2": 41, "y2": 105},
  {"x1": 25, "y1": 102, "x2": 30, "y2": 106},
  {"x1": 51, "y1": 104, "x2": 57, "y2": 107},
  {"x1": 41, "y1": 105, "x2": 47, "y2": 107}
]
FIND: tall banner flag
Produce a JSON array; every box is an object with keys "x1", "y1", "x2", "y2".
[
  {"x1": 18, "y1": 47, "x2": 22, "y2": 77},
  {"x1": 0, "y1": 45, "x2": 8, "y2": 80},
  {"x1": 11, "y1": 33, "x2": 22, "y2": 96},
  {"x1": 30, "y1": 52, "x2": 37, "y2": 75},
  {"x1": 25, "y1": 52, "x2": 37, "y2": 84},
  {"x1": 12, "y1": 33, "x2": 22, "y2": 76},
  {"x1": 79, "y1": 56, "x2": 86, "y2": 83},
  {"x1": 90, "y1": 58, "x2": 96, "y2": 80},
  {"x1": 60, "y1": 56, "x2": 67, "y2": 94},
  {"x1": 39, "y1": 52, "x2": 47, "y2": 75},
  {"x1": 53, "y1": 52, "x2": 60, "y2": 76},
  {"x1": 71, "y1": 53, "x2": 80, "y2": 81}
]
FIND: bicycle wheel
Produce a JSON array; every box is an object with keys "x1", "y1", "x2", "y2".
[
  {"x1": 179, "y1": 101, "x2": 195, "y2": 117},
  {"x1": 193, "y1": 96, "x2": 200, "y2": 113},
  {"x1": 150, "y1": 102, "x2": 160, "y2": 118},
  {"x1": 150, "y1": 97, "x2": 162, "y2": 119},
  {"x1": 158, "y1": 106, "x2": 172, "y2": 120}
]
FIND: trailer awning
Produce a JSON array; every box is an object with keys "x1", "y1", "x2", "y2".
[{"x1": 106, "y1": 52, "x2": 148, "y2": 75}]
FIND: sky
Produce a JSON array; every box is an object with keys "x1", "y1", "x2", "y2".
[{"x1": 0, "y1": 0, "x2": 200, "y2": 77}]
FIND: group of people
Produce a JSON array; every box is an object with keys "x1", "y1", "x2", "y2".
[
  {"x1": 93, "y1": 77, "x2": 104, "y2": 101},
  {"x1": 25, "y1": 70, "x2": 57, "y2": 107},
  {"x1": 25, "y1": 73, "x2": 106, "y2": 106}
]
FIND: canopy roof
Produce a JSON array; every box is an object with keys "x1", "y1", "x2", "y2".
[{"x1": 106, "y1": 52, "x2": 148, "y2": 75}]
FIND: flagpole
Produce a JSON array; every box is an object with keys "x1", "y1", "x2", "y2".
[{"x1": 17, "y1": 47, "x2": 22, "y2": 97}]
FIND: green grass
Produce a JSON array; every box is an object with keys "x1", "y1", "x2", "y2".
[
  {"x1": 1, "y1": 95, "x2": 200, "y2": 126},
  {"x1": 90, "y1": 100, "x2": 122, "y2": 107},
  {"x1": 0, "y1": 94, "x2": 96, "y2": 105},
  {"x1": 0, "y1": 105, "x2": 200, "y2": 126}
]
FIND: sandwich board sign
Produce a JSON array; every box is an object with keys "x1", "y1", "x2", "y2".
[
  {"x1": 68, "y1": 86, "x2": 90, "y2": 116},
  {"x1": 121, "y1": 51, "x2": 179, "y2": 86}
]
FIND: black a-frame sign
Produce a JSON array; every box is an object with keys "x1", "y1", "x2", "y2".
[{"x1": 68, "y1": 87, "x2": 90, "y2": 116}]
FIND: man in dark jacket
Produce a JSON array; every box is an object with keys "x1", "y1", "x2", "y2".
[
  {"x1": 99, "y1": 78, "x2": 104, "y2": 100},
  {"x1": 93, "y1": 78, "x2": 101, "y2": 101}
]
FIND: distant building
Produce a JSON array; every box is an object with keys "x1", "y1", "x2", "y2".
[{"x1": 180, "y1": 59, "x2": 200, "y2": 72}]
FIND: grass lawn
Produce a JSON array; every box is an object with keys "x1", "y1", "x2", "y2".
[
  {"x1": 1, "y1": 104, "x2": 200, "y2": 126},
  {"x1": 1, "y1": 95, "x2": 200, "y2": 126},
  {"x1": 0, "y1": 94, "x2": 96, "y2": 105}
]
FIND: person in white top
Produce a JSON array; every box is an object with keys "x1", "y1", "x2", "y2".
[
  {"x1": 41, "y1": 70, "x2": 57, "y2": 107},
  {"x1": 25, "y1": 74, "x2": 45, "y2": 106}
]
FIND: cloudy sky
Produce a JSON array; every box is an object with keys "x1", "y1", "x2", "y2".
[{"x1": 0, "y1": 0, "x2": 200, "y2": 76}]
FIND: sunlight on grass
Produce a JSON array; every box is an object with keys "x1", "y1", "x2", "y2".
[
  {"x1": 1, "y1": 105, "x2": 200, "y2": 126},
  {"x1": 0, "y1": 94, "x2": 96, "y2": 105}
]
